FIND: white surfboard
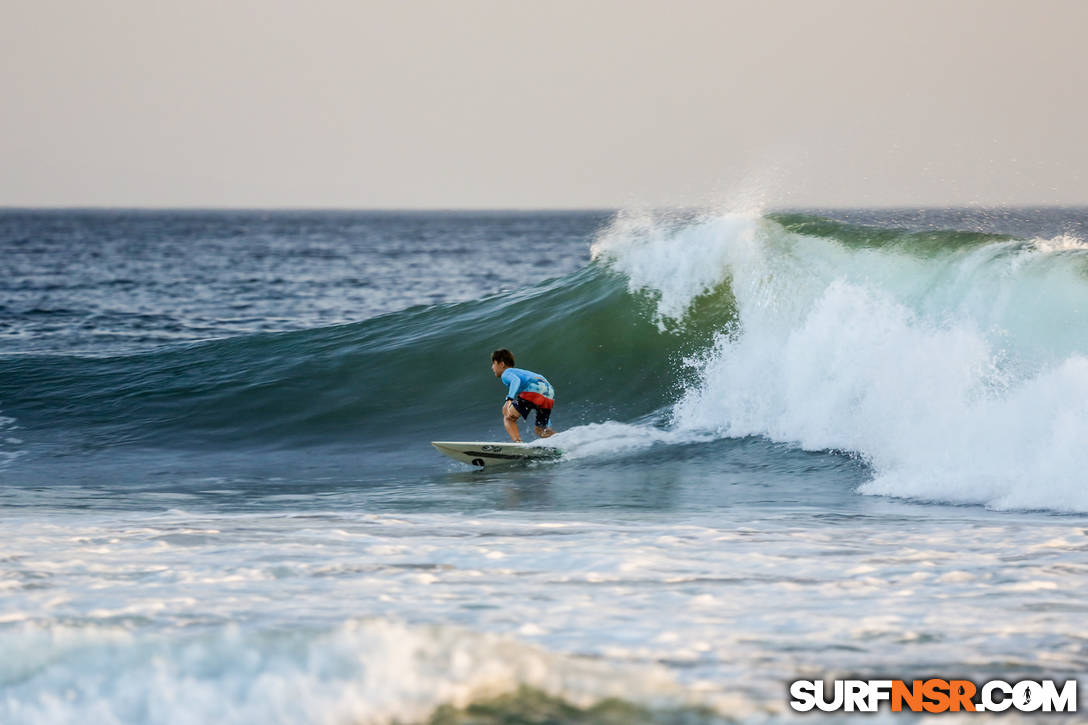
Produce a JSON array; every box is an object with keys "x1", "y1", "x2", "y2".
[{"x1": 431, "y1": 441, "x2": 562, "y2": 467}]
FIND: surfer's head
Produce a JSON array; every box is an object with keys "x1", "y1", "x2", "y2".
[{"x1": 491, "y1": 348, "x2": 515, "y2": 376}]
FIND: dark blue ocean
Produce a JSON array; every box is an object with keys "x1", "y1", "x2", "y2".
[{"x1": 2, "y1": 208, "x2": 1087, "y2": 723}]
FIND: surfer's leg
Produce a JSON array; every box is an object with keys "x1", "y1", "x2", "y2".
[
  {"x1": 502, "y1": 400, "x2": 523, "y2": 442},
  {"x1": 534, "y1": 406, "x2": 554, "y2": 438}
]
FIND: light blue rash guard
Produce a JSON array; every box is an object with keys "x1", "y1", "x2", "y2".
[{"x1": 500, "y1": 367, "x2": 555, "y2": 402}]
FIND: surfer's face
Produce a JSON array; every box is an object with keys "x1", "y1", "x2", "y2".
[{"x1": 491, "y1": 360, "x2": 505, "y2": 377}]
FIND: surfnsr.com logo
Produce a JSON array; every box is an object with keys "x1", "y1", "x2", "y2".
[{"x1": 789, "y1": 679, "x2": 1078, "y2": 713}]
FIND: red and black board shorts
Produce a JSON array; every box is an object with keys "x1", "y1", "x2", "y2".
[{"x1": 511, "y1": 392, "x2": 554, "y2": 429}]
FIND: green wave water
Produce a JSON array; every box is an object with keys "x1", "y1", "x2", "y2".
[{"x1": 0, "y1": 265, "x2": 731, "y2": 451}]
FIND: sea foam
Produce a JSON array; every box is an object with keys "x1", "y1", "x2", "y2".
[
  {"x1": 594, "y1": 210, "x2": 1088, "y2": 512},
  {"x1": 0, "y1": 619, "x2": 698, "y2": 725}
]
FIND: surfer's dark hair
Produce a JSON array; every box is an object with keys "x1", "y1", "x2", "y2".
[{"x1": 491, "y1": 349, "x2": 515, "y2": 367}]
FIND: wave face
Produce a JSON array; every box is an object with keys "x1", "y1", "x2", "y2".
[
  {"x1": 0, "y1": 266, "x2": 724, "y2": 452},
  {"x1": 593, "y1": 210, "x2": 1088, "y2": 511}
]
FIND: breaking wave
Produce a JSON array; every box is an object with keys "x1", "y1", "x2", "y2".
[{"x1": 4, "y1": 209, "x2": 1087, "y2": 511}]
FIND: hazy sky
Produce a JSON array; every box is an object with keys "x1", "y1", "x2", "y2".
[{"x1": 3, "y1": 0, "x2": 1087, "y2": 208}]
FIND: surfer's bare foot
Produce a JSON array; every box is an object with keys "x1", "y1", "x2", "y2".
[{"x1": 535, "y1": 427, "x2": 555, "y2": 438}]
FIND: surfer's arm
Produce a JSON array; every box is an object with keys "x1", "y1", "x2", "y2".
[{"x1": 501, "y1": 369, "x2": 520, "y2": 400}]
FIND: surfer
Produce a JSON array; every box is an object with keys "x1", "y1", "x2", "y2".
[{"x1": 490, "y1": 349, "x2": 556, "y2": 442}]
